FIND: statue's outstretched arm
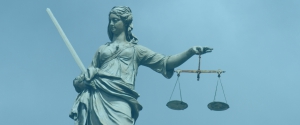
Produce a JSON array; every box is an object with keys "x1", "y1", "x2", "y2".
[{"x1": 166, "y1": 46, "x2": 213, "y2": 70}]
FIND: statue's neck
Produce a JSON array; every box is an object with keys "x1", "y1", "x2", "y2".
[{"x1": 112, "y1": 32, "x2": 127, "y2": 43}]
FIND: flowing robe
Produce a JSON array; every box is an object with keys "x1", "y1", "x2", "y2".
[{"x1": 69, "y1": 42, "x2": 174, "y2": 125}]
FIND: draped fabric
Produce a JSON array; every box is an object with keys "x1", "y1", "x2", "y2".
[{"x1": 69, "y1": 42, "x2": 174, "y2": 125}]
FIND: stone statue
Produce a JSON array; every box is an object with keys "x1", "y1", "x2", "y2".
[{"x1": 69, "y1": 6, "x2": 213, "y2": 125}]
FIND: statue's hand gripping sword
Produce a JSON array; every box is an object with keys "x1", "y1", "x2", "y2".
[{"x1": 46, "y1": 8, "x2": 86, "y2": 72}]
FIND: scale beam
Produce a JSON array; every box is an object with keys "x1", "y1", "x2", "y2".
[{"x1": 175, "y1": 69, "x2": 225, "y2": 74}]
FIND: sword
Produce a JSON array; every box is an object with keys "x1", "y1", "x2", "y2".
[{"x1": 46, "y1": 8, "x2": 86, "y2": 72}]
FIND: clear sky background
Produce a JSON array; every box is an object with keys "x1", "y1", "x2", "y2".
[{"x1": 1, "y1": 0, "x2": 300, "y2": 125}]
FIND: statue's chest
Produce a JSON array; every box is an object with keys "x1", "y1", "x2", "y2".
[{"x1": 100, "y1": 45, "x2": 134, "y2": 64}]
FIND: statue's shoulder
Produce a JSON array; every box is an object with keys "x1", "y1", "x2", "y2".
[
  {"x1": 134, "y1": 44, "x2": 148, "y2": 49},
  {"x1": 94, "y1": 42, "x2": 109, "y2": 52},
  {"x1": 134, "y1": 44, "x2": 147, "y2": 51},
  {"x1": 104, "y1": 42, "x2": 112, "y2": 46},
  {"x1": 133, "y1": 44, "x2": 155, "y2": 55}
]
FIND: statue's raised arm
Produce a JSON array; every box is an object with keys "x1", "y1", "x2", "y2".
[{"x1": 166, "y1": 46, "x2": 213, "y2": 70}]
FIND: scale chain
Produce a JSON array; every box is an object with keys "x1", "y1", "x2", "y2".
[
  {"x1": 169, "y1": 74, "x2": 180, "y2": 101},
  {"x1": 213, "y1": 75, "x2": 228, "y2": 103},
  {"x1": 220, "y1": 78, "x2": 228, "y2": 103},
  {"x1": 213, "y1": 78, "x2": 219, "y2": 102},
  {"x1": 197, "y1": 52, "x2": 201, "y2": 81},
  {"x1": 168, "y1": 73, "x2": 184, "y2": 102},
  {"x1": 178, "y1": 77, "x2": 183, "y2": 102}
]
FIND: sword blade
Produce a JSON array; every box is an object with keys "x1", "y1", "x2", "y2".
[{"x1": 46, "y1": 8, "x2": 86, "y2": 72}]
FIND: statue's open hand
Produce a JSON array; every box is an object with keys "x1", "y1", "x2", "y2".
[{"x1": 192, "y1": 46, "x2": 213, "y2": 55}]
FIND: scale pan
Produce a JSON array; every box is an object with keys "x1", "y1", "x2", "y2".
[
  {"x1": 166, "y1": 100, "x2": 188, "y2": 110},
  {"x1": 207, "y1": 101, "x2": 229, "y2": 111}
]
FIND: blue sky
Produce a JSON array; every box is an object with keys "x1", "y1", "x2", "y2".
[{"x1": 1, "y1": 0, "x2": 300, "y2": 125}]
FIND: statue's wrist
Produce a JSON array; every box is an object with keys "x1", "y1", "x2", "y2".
[{"x1": 188, "y1": 47, "x2": 196, "y2": 55}]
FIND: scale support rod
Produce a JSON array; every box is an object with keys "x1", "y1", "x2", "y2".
[{"x1": 175, "y1": 69, "x2": 225, "y2": 74}]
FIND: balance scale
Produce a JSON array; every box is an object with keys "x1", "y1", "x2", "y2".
[{"x1": 166, "y1": 54, "x2": 229, "y2": 111}]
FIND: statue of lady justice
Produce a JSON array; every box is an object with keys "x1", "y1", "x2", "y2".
[{"x1": 69, "y1": 6, "x2": 213, "y2": 125}]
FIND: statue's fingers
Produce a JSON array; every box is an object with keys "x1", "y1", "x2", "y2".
[
  {"x1": 206, "y1": 50, "x2": 213, "y2": 53},
  {"x1": 204, "y1": 47, "x2": 213, "y2": 50},
  {"x1": 196, "y1": 46, "x2": 201, "y2": 51},
  {"x1": 204, "y1": 49, "x2": 212, "y2": 53},
  {"x1": 194, "y1": 47, "x2": 201, "y2": 54}
]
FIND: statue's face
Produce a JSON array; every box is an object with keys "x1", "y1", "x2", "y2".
[{"x1": 109, "y1": 14, "x2": 125, "y2": 35}]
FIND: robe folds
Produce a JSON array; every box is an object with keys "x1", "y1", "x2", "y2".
[{"x1": 69, "y1": 42, "x2": 174, "y2": 125}]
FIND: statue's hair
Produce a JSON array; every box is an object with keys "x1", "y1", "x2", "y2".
[{"x1": 107, "y1": 6, "x2": 138, "y2": 43}]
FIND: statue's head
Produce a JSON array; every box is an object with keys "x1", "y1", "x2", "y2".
[{"x1": 107, "y1": 6, "x2": 137, "y2": 43}]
